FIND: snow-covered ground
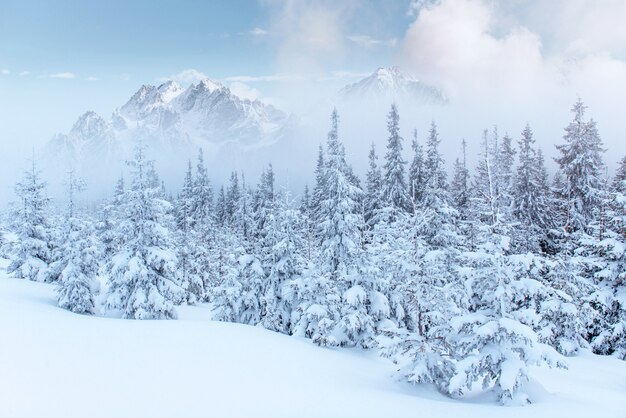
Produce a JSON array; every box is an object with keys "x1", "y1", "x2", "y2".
[{"x1": 1, "y1": 264, "x2": 625, "y2": 418}]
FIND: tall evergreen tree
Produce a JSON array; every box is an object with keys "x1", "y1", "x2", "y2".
[
  {"x1": 450, "y1": 139, "x2": 470, "y2": 218},
  {"x1": 318, "y1": 109, "x2": 363, "y2": 278},
  {"x1": 554, "y1": 99, "x2": 606, "y2": 234},
  {"x1": 408, "y1": 128, "x2": 427, "y2": 208},
  {"x1": 104, "y1": 142, "x2": 183, "y2": 319},
  {"x1": 364, "y1": 143, "x2": 383, "y2": 228},
  {"x1": 381, "y1": 104, "x2": 410, "y2": 213},
  {"x1": 8, "y1": 157, "x2": 53, "y2": 282}
]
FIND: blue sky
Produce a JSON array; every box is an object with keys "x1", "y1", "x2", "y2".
[
  {"x1": 0, "y1": 0, "x2": 415, "y2": 147},
  {"x1": 1, "y1": 0, "x2": 626, "y2": 165}
]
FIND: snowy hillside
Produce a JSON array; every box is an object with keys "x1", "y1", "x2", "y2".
[
  {"x1": 1, "y1": 266, "x2": 625, "y2": 418},
  {"x1": 340, "y1": 67, "x2": 447, "y2": 105}
]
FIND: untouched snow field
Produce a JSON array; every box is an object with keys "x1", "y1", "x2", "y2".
[{"x1": 1, "y1": 268, "x2": 626, "y2": 418}]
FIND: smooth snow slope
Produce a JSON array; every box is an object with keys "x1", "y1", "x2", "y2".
[{"x1": 1, "y1": 269, "x2": 625, "y2": 418}]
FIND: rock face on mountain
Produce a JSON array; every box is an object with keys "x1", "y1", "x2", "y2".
[
  {"x1": 45, "y1": 78, "x2": 293, "y2": 165},
  {"x1": 40, "y1": 77, "x2": 295, "y2": 198},
  {"x1": 339, "y1": 67, "x2": 446, "y2": 105}
]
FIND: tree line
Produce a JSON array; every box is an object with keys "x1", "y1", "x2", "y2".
[{"x1": 3, "y1": 99, "x2": 625, "y2": 404}]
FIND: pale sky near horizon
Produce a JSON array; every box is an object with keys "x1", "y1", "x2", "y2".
[{"x1": 1, "y1": 0, "x2": 626, "y2": 177}]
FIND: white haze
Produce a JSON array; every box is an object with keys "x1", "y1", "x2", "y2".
[{"x1": 1, "y1": 0, "x2": 626, "y2": 208}]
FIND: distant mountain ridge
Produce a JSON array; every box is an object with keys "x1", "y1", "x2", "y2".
[
  {"x1": 340, "y1": 67, "x2": 447, "y2": 105},
  {"x1": 46, "y1": 77, "x2": 294, "y2": 165}
]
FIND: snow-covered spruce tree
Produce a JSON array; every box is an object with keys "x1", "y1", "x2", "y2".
[
  {"x1": 512, "y1": 125, "x2": 552, "y2": 252},
  {"x1": 299, "y1": 185, "x2": 315, "y2": 262},
  {"x1": 378, "y1": 124, "x2": 464, "y2": 390},
  {"x1": 450, "y1": 139, "x2": 470, "y2": 219},
  {"x1": 318, "y1": 109, "x2": 363, "y2": 278},
  {"x1": 190, "y1": 148, "x2": 214, "y2": 227},
  {"x1": 554, "y1": 99, "x2": 605, "y2": 235},
  {"x1": 173, "y1": 161, "x2": 204, "y2": 303},
  {"x1": 496, "y1": 132, "x2": 516, "y2": 221},
  {"x1": 311, "y1": 144, "x2": 327, "y2": 228},
  {"x1": 381, "y1": 103, "x2": 410, "y2": 214},
  {"x1": 225, "y1": 171, "x2": 241, "y2": 227},
  {"x1": 253, "y1": 164, "x2": 276, "y2": 253},
  {"x1": 8, "y1": 157, "x2": 53, "y2": 282},
  {"x1": 472, "y1": 129, "x2": 500, "y2": 227},
  {"x1": 416, "y1": 121, "x2": 460, "y2": 248},
  {"x1": 364, "y1": 143, "x2": 383, "y2": 231},
  {"x1": 535, "y1": 257, "x2": 589, "y2": 355},
  {"x1": 53, "y1": 170, "x2": 99, "y2": 314},
  {"x1": 215, "y1": 186, "x2": 227, "y2": 227},
  {"x1": 314, "y1": 109, "x2": 367, "y2": 346},
  {"x1": 46, "y1": 170, "x2": 87, "y2": 284},
  {"x1": 96, "y1": 174, "x2": 125, "y2": 260},
  {"x1": 448, "y1": 230, "x2": 562, "y2": 404},
  {"x1": 104, "y1": 142, "x2": 183, "y2": 320},
  {"x1": 408, "y1": 128, "x2": 427, "y2": 208},
  {"x1": 574, "y1": 164, "x2": 626, "y2": 359},
  {"x1": 260, "y1": 192, "x2": 305, "y2": 333},
  {"x1": 57, "y1": 216, "x2": 99, "y2": 315},
  {"x1": 189, "y1": 148, "x2": 216, "y2": 300}
]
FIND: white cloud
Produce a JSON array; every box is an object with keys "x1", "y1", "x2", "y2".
[
  {"x1": 265, "y1": 0, "x2": 352, "y2": 73},
  {"x1": 225, "y1": 73, "x2": 306, "y2": 83},
  {"x1": 86, "y1": 76, "x2": 99, "y2": 81},
  {"x1": 316, "y1": 70, "x2": 371, "y2": 81},
  {"x1": 18, "y1": 71, "x2": 31, "y2": 76},
  {"x1": 49, "y1": 72, "x2": 76, "y2": 79},
  {"x1": 347, "y1": 34, "x2": 397, "y2": 49},
  {"x1": 399, "y1": 0, "x2": 626, "y2": 102},
  {"x1": 1, "y1": 69, "x2": 9, "y2": 75},
  {"x1": 250, "y1": 27, "x2": 268, "y2": 36},
  {"x1": 229, "y1": 81, "x2": 261, "y2": 101},
  {"x1": 158, "y1": 69, "x2": 208, "y2": 84},
  {"x1": 398, "y1": 0, "x2": 626, "y2": 165}
]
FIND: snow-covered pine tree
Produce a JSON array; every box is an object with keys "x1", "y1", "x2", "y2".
[
  {"x1": 448, "y1": 231, "x2": 562, "y2": 404},
  {"x1": 574, "y1": 158, "x2": 626, "y2": 359},
  {"x1": 299, "y1": 185, "x2": 314, "y2": 262},
  {"x1": 497, "y1": 132, "x2": 516, "y2": 221},
  {"x1": 364, "y1": 143, "x2": 383, "y2": 230},
  {"x1": 450, "y1": 139, "x2": 470, "y2": 219},
  {"x1": 191, "y1": 148, "x2": 214, "y2": 228},
  {"x1": 232, "y1": 173, "x2": 254, "y2": 244},
  {"x1": 104, "y1": 142, "x2": 183, "y2": 319},
  {"x1": 554, "y1": 99, "x2": 606, "y2": 235},
  {"x1": 225, "y1": 171, "x2": 240, "y2": 227},
  {"x1": 311, "y1": 144, "x2": 326, "y2": 228},
  {"x1": 381, "y1": 104, "x2": 410, "y2": 214},
  {"x1": 318, "y1": 109, "x2": 363, "y2": 278},
  {"x1": 512, "y1": 125, "x2": 551, "y2": 252},
  {"x1": 215, "y1": 186, "x2": 227, "y2": 227},
  {"x1": 174, "y1": 161, "x2": 204, "y2": 303},
  {"x1": 55, "y1": 172, "x2": 99, "y2": 314},
  {"x1": 96, "y1": 174, "x2": 125, "y2": 260},
  {"x1": 8, "y1": 157, "x2": 53, "y2": 282},
  {"x1": 57, "y1": 216, "x2": 99, "y2": 315},
  {"x1": 416, "y1": 121, "x2": 459, "y2": 248},
  {"x1": 316, "y1": 109, "x2": 365, "y2": 346},
  {"x1": 260, "y1": 192, "x2": 305, "y2": 333},
  {"x1": 408, "y1": 128, "x2": 427, "y2": 208}
]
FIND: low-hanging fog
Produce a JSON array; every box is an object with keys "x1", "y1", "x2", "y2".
[{"x1": 1, "y1": 0, "x2": 625, "y2": 208}]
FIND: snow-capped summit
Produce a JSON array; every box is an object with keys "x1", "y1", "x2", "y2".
[
  {"x1": 69, "y1": 111, "x2": 111, "y2": 141},
  {"x1": 340, "y1": 67, "x2": 446, "y2": 105},
  {"x1": 157, "y1": 80, "x2": 184, "y2": 103},
  {"x1": 43, "y1": 74, "x2": 294, "y2": 180},
  {"x1": 120, "y1": 81, "x2": 183, "y2": 119}
]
